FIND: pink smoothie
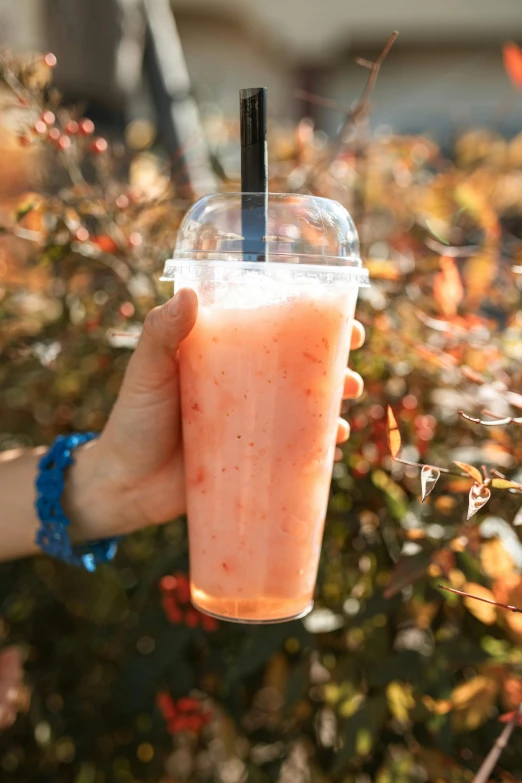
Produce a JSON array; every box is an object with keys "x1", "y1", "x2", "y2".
[{"x1": 179, "y1": 281, "x2": 357, "y2": 622}]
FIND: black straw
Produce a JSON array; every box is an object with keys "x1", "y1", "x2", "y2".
[{"x1": 240, "y1": 87, "x2": 267, "y2": 261}]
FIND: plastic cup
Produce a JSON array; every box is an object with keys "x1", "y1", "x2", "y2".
[{"x1": 161, "y1": 193, "x2": 369, "y2": 623}]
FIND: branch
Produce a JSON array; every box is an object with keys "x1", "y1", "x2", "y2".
[
  {"x1": 297, "y1": 31, "x2": 398, "y2": 191},
  {"x1": 470, "y1": 701, "x2": 522, "y2": 783},
  {"x1": 424, "y1": 238, "x2": 480, "y2": 257},
  {"x1": 352, "y1": 31, "x2": 399, "y2": 122},
  {"x1": 459, "y1": 410, "x2": 522, "y2": 427},
  {"x1": 330, "y1": 31, "x2": 398, "y2": 161},
  {"x1": 438, "y1": 584, "x2": 522, "y2": 614},
  {"x1": 394, "y1": 457, "x2": 466, "y2": 478}
]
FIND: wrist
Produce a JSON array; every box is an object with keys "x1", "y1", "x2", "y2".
[{"x1": 62, "y1": 438, "x2": 129, "y2": 542}]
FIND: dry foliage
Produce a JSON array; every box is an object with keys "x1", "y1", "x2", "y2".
[{"x1": 1, "y1": 36, "x2": 522, "y2": 782}]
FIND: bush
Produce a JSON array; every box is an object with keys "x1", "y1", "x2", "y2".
[{"x1": 1, "y1": 45, "x2": 522, "y2": 782}]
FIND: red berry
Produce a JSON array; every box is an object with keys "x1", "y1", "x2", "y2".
[
  {"x1": 91, "y1": 137, "x2": 108, "y2": 154},
  {"x1": 156, "y1": 691, "x2": 177, "y2": 720},
  {"x1": 115, "y1": 194, "x2": 129, "y2": 210},
  {"x1": 43, "y1": 52, "x2": 57, "y2": 68},
  {"x1": 42, "y1": 110, "x2": 55, "y2": 126},
  {"x1": 92, "y1": 235, "x2": 118, "y2": 254},
  {"x1": 201, "y1": 710, "x2": 212, "y2": 725},
  {"x1": 174, "y1": 573, "x2": 190, "y2": 599},
  {"x1": 119, "y1": 301, "x2": 135, "y2": 318},
  {"x1": 184, "y1": 715, "x2": 204, "y2": 733},
  {"x1": 129, "y1": 232, "x2": 142, "y2": 248},
  {"x1": 177, "y1": 697, "x2": 200, "y2": 712},
  {"x1": 163, "y1": 596, "x2": 182, "y2": 624},
  {"x1": 79, "y1": 118, "x2": 95, "y2": 136},
  {"x1": 184, "y1": 609, "x2": 200, "y2": 628},
  {"x1": 48, "y1": 127, "x2": 60, "y2": 142},
  {"x1": 75, "y1": 227, "x2": 89, "y2": 242},
  {"x1": 176, "y1": 581, "x2": 191, "y2": 605},
  {"x1": 160, "y1": 575, "x2": 178, "y2": 593},
  {"x1": 18, "y1": 134, "x2": 31, "y2": 147},
  {"x1": 65, "y1": 120, "x2": 79, "y2": 135},
  {"x1": 167, "y1": 716, "x2": 187, "y2": 734},
  {"x1": 34, "y1": 120, "x2": 47, "y2": 135},
  {"x1": 57, "y1": 135, "x2": 71, "y2": 151}
]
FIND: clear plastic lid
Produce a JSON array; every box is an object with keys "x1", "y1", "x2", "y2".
[{"x1": 161, "y1": 193, "x2": 369, "y2": 286}]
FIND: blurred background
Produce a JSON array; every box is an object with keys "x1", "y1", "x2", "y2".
[
  {"x1": 2, "y1": 2, "x2": 522, "y2": 782},
  {"x1": 2, "y1": 0, "x2": 522, "y2": 144}
]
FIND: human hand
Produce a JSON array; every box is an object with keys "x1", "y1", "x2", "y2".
[
  {"x1": 66, "y1": 290, "x2": 365, "y2": 541},
  {"x1": 336, "y1": 320, "x2": 365, "y2": 454}
]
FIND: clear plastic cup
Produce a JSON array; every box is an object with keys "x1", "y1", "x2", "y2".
[{"x1": 161, "y1": 193, "x2": 369, "y2": 623}]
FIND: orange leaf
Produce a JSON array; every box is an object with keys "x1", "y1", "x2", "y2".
[
  {"x1": 365, "y1": 259, "x2": 401, "y2": 281},
  {"x1": 502, "y1": 674, "x2": 522, "y2": 711},
  {"x1": 462, "y1": 582, "x2": 497, "y2": 625},
  {"x1": 499, "y1": 710, "x2": 522, "y2": 726},
  {"x1": 386, "y1": 406, "x2": 401, "y2": 458},
  {"x1": 433, "y1": 257, "x2": 463, "y2": 317},
  {"x1": 453, "y1": 461, "x2": 483, "y2": 484},
  {"x1": 481, "y1": 538, "x2": 515, "y2": 580},
  {"x1": 503, "y1": 42, "x2": 522, "y2": 89},
  {"x1": 451, "y1": 675, "x2": 498, "y2": 731}
]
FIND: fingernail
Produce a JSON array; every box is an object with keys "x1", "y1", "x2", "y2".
[{"x1": 166, "y1": 292, "x2": 180, "y2": 316}]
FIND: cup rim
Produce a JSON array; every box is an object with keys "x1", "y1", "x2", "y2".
[{"x1": 160, "y1": 258, "x2": 370, "y2": 286}]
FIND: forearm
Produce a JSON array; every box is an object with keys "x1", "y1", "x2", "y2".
[{"x1": 0, "y1": 441, "x2": 126, "y2": 563}]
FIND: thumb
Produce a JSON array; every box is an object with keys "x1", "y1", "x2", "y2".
[{"x1": 122, "y1": 288, "x2": 198, "y2": 391}]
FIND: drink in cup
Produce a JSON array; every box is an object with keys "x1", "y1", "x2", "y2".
[{"x1": 161, "y1": 192, "x2": 369, "y2": 623}]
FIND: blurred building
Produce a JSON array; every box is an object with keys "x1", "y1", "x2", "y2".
[{"x1": 1, "y1": 0, "x2": 521, "y2": 142}]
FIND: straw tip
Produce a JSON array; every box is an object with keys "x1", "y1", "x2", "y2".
[{"x1": 240, "y1": 87, "x2": 266, "y2": 101}]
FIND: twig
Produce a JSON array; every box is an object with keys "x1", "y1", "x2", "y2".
[
  {"x1": 329, "y1": 31, "x2": 399, "y2": 162},
  {"x1": 394, "y1": 457, "x2": 466, "y2": 478},
  {"x1": 437, "y1": 584, "x2": 522, "y2": 614},
  {"x1": 459, "y1": 410, "x2": 522, "y2": 427},
  {"x1": 299, "y1": 31, "x2": 398, "y2": 191},
  {"x1": 425, "y1": 238, "x2": 479, "y2": 257},
  {"x1": 470, "y1": 701, "x2": 522, "y2": 783},
  {"x1": 295, "y1": 90, "x2": 345, "y2": 113}
]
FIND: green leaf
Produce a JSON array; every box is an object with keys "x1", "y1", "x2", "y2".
[
  {"x1": 284, "y1": 656, "x2": 310, "y2": 715},
  {"x1": 368, "y1": 649, "x2": 424, "y2": 687},
  {"x1": 331, "y1": 696, "x2": 388, "y2": 773},
  {"x1": 34, "y1": 559, "x2": 128, "y2": 625},
  {"x1": 225, "y1": 621, "x2": 312, "y2": 687},
  {"x1": 491, "y1": 478, "x2": 522, "y2": 490},
  {"x1": 15, "y1": 201, "x2": 35, "y2": 222}
]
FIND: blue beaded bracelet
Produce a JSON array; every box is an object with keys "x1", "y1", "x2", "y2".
[{"x1": 35, "y1": 433, "x2": 118, "y2": 572}]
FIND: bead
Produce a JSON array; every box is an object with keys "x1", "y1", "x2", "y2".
[{"x1": 34, "y1": 433, "x2": 118, "y2": 570}]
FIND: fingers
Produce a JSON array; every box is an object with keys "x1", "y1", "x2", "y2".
[
  {"x1": 343, "y1": 369, "x2": 364, "y2": 400},
  {"x1": 350, "y1": 320, "x2": 365, "y2": 350},
  {"x1": 141, "y1": 288, "x2": 198, "y2": 354},
  {"x1": 336, "y1": 418, "x2": 350, "y2": 444},
  {"x1": 122, "y1": 288, "x2": 198, "y2": 391}
]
